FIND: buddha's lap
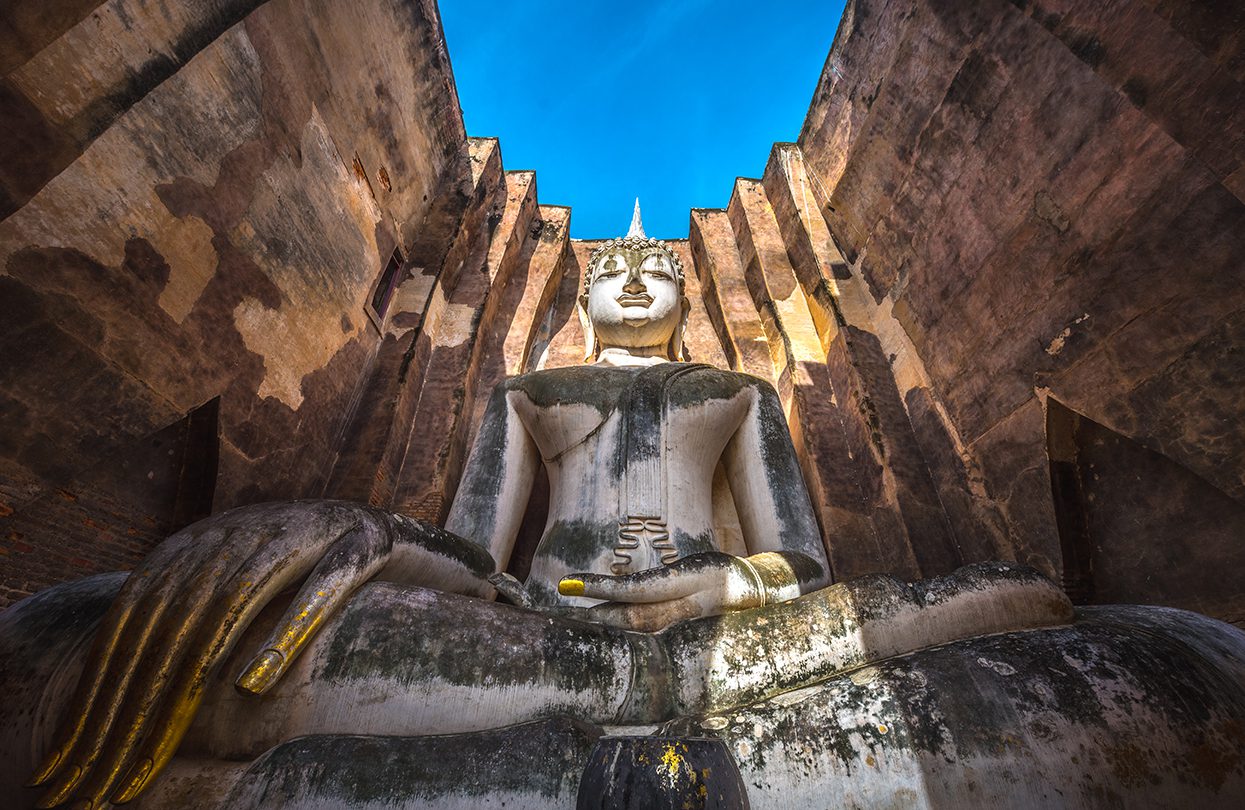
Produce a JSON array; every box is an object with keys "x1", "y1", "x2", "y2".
[
  {"x1": 2, "y1": 561, "x2": 1076, "y2": 763},
  {"x1": 5, "y1": 570, "x2": 1245, "y2": 809},
  {"x1": 219, "y1": 606, "x2": 1245, "y2": 808}
]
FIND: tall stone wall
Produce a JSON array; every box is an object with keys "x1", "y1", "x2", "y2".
[
  {"x1": 797, "y1": 0, "x2": 1245, "y2": 623},
  {"x1": 2, "y1": 0, "x2": 1242, "y2": 626},
  {"x1": 0, "y1": 0, "x2": 467, "y2": 603}
]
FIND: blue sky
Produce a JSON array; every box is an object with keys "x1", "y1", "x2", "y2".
[{"x1": 439, "y1": 1, "x2": 848, "y2": 239}]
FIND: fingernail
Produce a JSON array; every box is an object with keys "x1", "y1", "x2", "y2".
[
  {"x1": 236, "y1": 649, "x2": 285, "y2": 695},
  {"x1": 26, "y1": 748, "x2": 60, "y2": 786},
  {"x1": 36, "y1": 765, "x2": 80, "y2": 808},
  {"x1": 559, "y1": 578, "x2": 585, "y2": 597},
  {"x1": 111, "y1": 757, "x2": 153, "y2": 804}
]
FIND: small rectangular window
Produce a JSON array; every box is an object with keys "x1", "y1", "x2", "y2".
[{"x1": 367, "y1": 246, "x2": 405, "y2": 326}]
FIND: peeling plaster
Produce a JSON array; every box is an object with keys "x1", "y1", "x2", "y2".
[
  {"x1": 230, "y1": 107, "x2": 380, "y2": 409},
  {"x1": 0, "y1": 27, "x2": 262, "y2": 323},
  {"x1": 1045, "y1": 314, "x2": 1090, "y2": 357}
]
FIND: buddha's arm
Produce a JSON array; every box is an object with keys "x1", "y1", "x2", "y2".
[
  {"x1": 231, "y1": 397, "x2": 538, "y2": 703},
  {"x1": 27, "y1": 380, "x2": 545, "y2": 808},
  {"x1": 222, "y1": 385, "x2": 542, "y2": 689},
  {"x1": 718, "y1": 380, "x2": 831, "y2": 594},
  {"x1": 441, "y1": 383, "x2": 539, "y2": 573}
]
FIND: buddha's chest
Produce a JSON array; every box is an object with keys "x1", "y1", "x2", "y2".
[
  {"x1": 508, "y1": 367, "x2": 751, "y2": 470},
  {"x1": 509, "y1": 367, "x2": 756, "y2": 583}
]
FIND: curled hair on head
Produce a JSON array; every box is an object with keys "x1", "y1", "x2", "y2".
[{"x1": 582, "y1": 236, "x2": 686, "y2": 297}]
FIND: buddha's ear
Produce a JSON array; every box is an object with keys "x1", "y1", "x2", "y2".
[
  {"x1": 668, "y1": 295, "x2": 691, "y2": 362},
  {"x1": 578, "y1": 292, "x2": 598, "y2": 363}
]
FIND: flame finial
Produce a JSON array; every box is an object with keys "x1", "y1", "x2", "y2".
[{"x1": 626, "y1": 197, "x2": 645, "y2": 239}]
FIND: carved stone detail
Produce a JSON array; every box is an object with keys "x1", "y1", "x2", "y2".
[{"x1": 613, "y1": 515, "x2": 675, "y2": 574}]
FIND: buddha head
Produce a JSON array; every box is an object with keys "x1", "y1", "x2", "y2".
[{"x1": 579, "y1": 205, "x2": 690, "y2": 363}]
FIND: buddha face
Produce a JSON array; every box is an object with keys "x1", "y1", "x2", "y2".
[{"x1": 585, "y1": 248, "x2": 684, "y2": 352}]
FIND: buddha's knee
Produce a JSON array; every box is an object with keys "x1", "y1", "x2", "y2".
[
  {"x1": 660, "y1": 605, "x2": 1245, "y2": 807},
  {"x1": 660, "y1": 562, "x2": 1074, "y2": 716},
  {"x1": 186, "y1": 582, "x2": 643, "y2": 757}
]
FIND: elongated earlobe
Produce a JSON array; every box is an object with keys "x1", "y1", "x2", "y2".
[
  {"x1": 668, "y1": 296, "x2": 691, "y2": 361},
  {"x1": 578, "y1": 293, "x2": 597, "y2": 363}
]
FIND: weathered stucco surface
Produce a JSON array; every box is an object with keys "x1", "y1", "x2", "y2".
[
  {"x1": 4, "y1": 563, "x2": 1241, "y2": 808},
  {"x1": 0, "y1": 0, "x2": 465, "y2": 602},
  {"x1": 797, "y1": 0, "x2": 1245, "y2": 623}
]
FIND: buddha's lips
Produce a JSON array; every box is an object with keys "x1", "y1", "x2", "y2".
[{"x1": 617, "y1": 294, "x2": 653, "y2": 305}]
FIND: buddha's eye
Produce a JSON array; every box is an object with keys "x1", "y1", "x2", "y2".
[
  {"x1": 642, "y1": 257, "x2": 671, "y2": 281},
  {"x1": 598, "y1": 257, "x2": 622, "y2": 278}
]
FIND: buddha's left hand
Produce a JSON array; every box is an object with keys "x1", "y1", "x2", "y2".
[{"x1": 558, "y1": 551, "x2": 825, "y2": 632}]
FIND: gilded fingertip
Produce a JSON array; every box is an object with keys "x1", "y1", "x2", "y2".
[
  {"x1": 26, "y1": 748, "x2": 60, "y2": 787},
  {"x1": 35, "y1": 764, "x2": 82, "y2": 808},
  {"x1": 558, "y1": 578, "x2": 585, "y2": 597},
  {"x1": 111, "y1": 757, "x2": 153, "y2": 804},
  {"x1": 235, "y1": 649, "x2": 285, "y2": 695}
]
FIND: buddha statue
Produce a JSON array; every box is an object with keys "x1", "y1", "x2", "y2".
[{"x1": 2, "y1": 211, "x2": 1244, "y2": 809}]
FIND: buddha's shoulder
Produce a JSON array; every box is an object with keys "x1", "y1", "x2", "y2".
[
  {"x1": 667, "y1": 366, "x2": 774, "y2": 407},
  {"x1": 504, "y1": 364, "x2": 629, "y2": 395},
  {"x1": 502, "y1": 364, "x2": 774, "y2": 407}
]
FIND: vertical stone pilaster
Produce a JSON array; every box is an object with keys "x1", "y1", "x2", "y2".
[
  {"x1": 389, "y1": 167, "x2": 539, "y2": 522},
  {"x1": 336, "y1": 139, "x2": 506, "y2": 508},
  {"x1": 462, "y1": 204, "x2": 571, "y2": 454},
  {"x1": 725, "y1": 179, "x2": 885, "y2": 577},
  {"x1": 687, "y1": 210, "x2": 776, "y2": 383},
  {"x1": 761, "y1": 145, "x2": 997, "y2": 579},
  {"x1": 538, "y1": 242, "x2": 593, "y2": 371}
]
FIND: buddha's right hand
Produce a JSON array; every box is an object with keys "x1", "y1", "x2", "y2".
[{"x1": 25, "y1": 500, "x2": 495, "y2": 808}]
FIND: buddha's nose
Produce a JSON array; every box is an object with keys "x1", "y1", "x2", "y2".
[{"x1": 623, "y1": 265, "x2": 646, "y2": 294}]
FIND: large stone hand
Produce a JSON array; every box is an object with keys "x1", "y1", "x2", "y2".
[
  {"x1": 26, "y1": 500, "x2": 494, "y2": 808},
  {"x1": 558, "y1": 551, "x2": 825, "y2": 632}
]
